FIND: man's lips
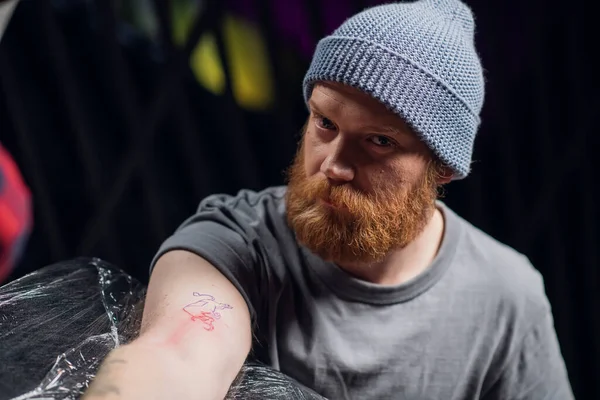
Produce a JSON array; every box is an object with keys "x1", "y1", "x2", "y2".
[
  {"x1": 319, "y1": 197, "x2": 335, "y2": 207},
  {"x1": 318, "y1": 197, "x2": 346, "y2": 209}
]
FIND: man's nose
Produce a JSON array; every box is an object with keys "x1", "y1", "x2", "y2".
[{"x1": 320, "y1": 138, "x2": 355, "y2": 183}]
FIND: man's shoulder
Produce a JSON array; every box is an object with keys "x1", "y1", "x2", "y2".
[
  {"x1": 193, "y1": 186, "x2": 293, "y2": 248},
  {"x1": 446, "y1": 205, "x2": 551, "y2": 318},
  {"x1": 198, "y1": 186, "x2": 288, "y2": 216}
]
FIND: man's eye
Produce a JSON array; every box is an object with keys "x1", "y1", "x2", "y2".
[
  {"x1": 370, "y1": 136, "x2": 394, "y2": 147},
  {"x1": 316, "y1": 116, "x2": 336, "y2": 130}
]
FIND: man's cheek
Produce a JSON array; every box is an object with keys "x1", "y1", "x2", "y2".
[
  {"x1": 304, "y1": 147, "x2": 330, "y2": 176},
  {"x1": 303, "y1": 155, "x2": 322, "y2": 178}
]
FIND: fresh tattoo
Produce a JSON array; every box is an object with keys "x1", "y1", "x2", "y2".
[{"x1": 182, "y1": 292, "x2": 233, "y2": 331}]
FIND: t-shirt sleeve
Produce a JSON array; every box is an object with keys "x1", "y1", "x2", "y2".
[
  {"x1": 149, "y1": 188, "x2": 288, "y2": 325},
  {"x1": 482, "y1": 309, "x2": 574, "y2": 400}
]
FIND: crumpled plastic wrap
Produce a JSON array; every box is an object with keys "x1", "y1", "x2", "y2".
[
  {"x1": 0, "y1": 258, "x2": 326, "y2": 400},
  {"x1": 227, "y1": 363, "x2": 326, "y2": 399},
  {"x1": 0, "y1": 258, "x2": 145, "y2": 399}
]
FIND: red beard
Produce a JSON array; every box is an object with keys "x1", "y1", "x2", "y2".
[{"x1": 285, "y1": 140, "x2": 440, "y2": 265}]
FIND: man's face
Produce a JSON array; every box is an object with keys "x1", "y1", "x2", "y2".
[{"x1": 286, "y1": 82, "x2": 447, "y2": 266}]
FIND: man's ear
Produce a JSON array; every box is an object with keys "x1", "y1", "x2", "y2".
[{"x1": 437, "y1": 165, "x2": 454, "y2": 185}]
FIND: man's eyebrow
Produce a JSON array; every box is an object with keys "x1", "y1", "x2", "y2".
[
  {"x1": 308, "y1": 98, "x2": 410, "y2": 137},
  {"x1": 359, "y1": 124, "x2": 409, "y2": 138}
]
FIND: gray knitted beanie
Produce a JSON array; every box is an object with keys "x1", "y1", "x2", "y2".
[{"x1": 303, "y1": 0, "x2": 485, "y2": 179}]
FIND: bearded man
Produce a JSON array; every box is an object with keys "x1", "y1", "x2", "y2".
[{"x1": 84, "y1": 1, "x2": 573, "y2": 399}]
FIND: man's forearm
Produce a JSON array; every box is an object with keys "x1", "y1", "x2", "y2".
[{"x1": 83, "y1": 338, "x2": 241, "y2": 400}]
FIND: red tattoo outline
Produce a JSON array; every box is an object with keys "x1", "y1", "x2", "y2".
[{"x1": 182, "y1": 292, "x2": 233, "y2": 331}]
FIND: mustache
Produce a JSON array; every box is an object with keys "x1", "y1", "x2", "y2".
[{"x1": 299, "y1": 175, "x2": 396, "y2": 210}]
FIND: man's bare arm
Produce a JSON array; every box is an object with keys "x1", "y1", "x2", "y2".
[{"x1": 83, "y1": 250, "x2": 252, "y2": 400}]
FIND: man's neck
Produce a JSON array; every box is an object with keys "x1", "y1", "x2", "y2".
[{"x1": 337, "y1": 206, "x2": 446, "y2": 286}]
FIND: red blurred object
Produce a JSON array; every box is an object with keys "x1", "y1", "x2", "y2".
[{"x1": 0, "y1": 144, "x2": 32, "y2": 283}]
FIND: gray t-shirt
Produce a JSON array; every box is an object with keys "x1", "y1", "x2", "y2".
[{"x1": 152, "y1": 186, "x2": 574, "y2": 400}]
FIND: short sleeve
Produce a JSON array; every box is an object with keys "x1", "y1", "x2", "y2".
[{"x1": 150, "y1": 188, "x2": 289, "y2": 326}]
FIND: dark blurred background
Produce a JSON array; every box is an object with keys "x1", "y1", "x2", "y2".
[{"x1": 0, "y1": 0, "x2": 596, "y2": 398}]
